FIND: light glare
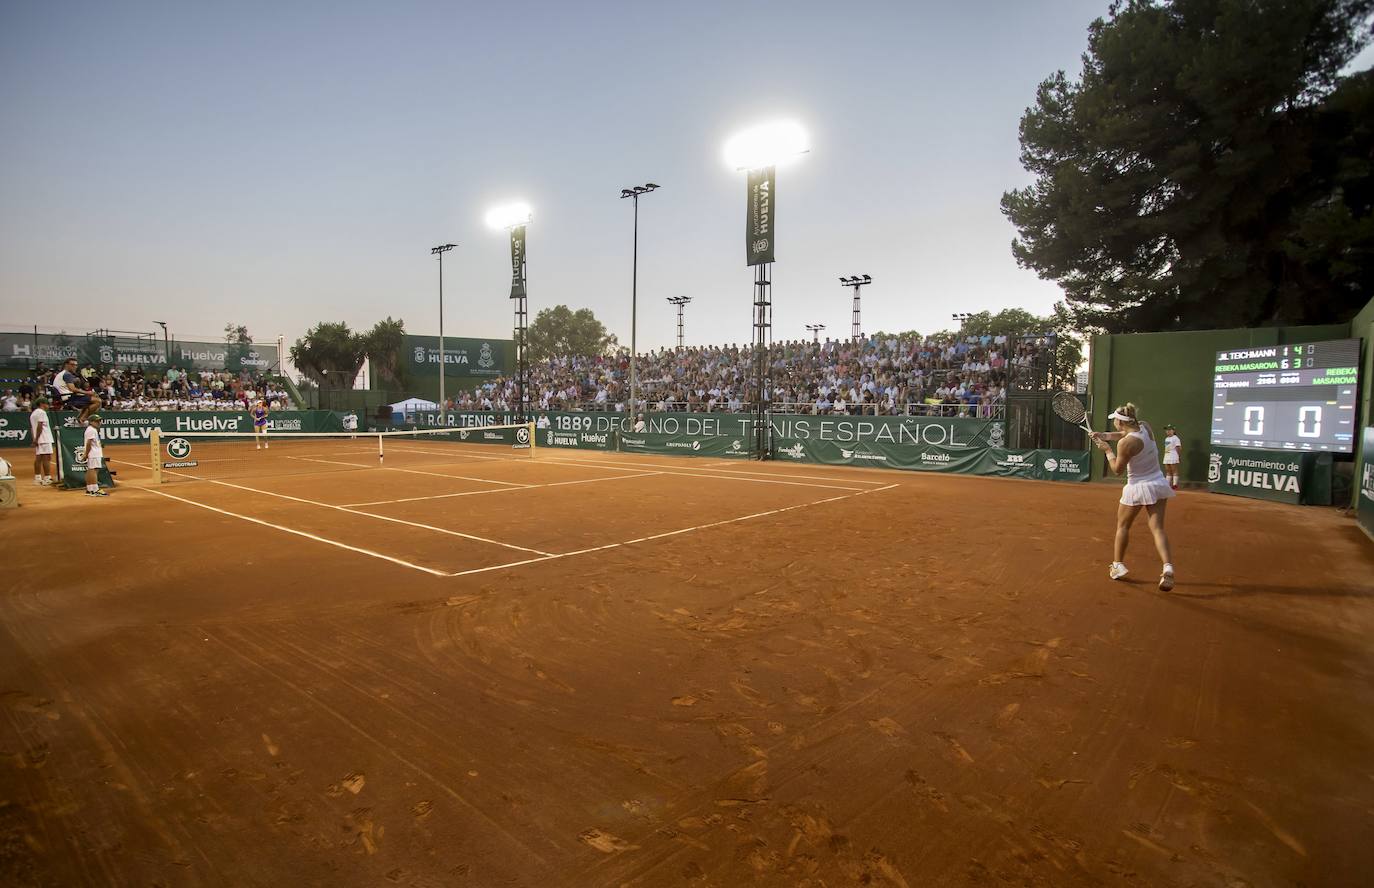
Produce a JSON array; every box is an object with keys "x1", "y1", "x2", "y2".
[
  {"x1": 485, "y1": 201, "x2": 533, "y2": 230},
  {"x1": 723, "y1": 120, "x2": 809, "y2": 170}
]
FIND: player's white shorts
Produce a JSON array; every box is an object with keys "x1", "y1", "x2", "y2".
[
  {"x1": 1162, "y1": 456, "x2": 1179, "y2": 465},
  {"x1": 35, "y1": 443, "x2": 53, "y2": 455}
]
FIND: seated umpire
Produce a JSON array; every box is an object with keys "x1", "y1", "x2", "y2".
[{"x1": 50, "y1": 357, "x2": 102, "y2": 424}]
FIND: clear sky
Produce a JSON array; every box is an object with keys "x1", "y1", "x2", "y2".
[{"x1": 0, "y1": 1, "x2": 1165, "y2": 353}]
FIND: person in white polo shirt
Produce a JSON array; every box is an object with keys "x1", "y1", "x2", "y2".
[
  {"x1": 82, "y1": 414, "x2": 108, "y2": 497},
  {"x1": 30, "y1": 396, "x2": 55, "y2": 486}
]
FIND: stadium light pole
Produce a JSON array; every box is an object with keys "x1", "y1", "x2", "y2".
[
  {"x1": 486, "y1": 202, "x2": 533, "y2": 421},
  {"x1": 153, "y1": 320, "x2": 169, "y2": 364},
  {"x1": 620, "y1": 183, "x2": 659, "y2": 417},
  {"x1": 666, "y1": 295, "x2": 691, "y2": 349},
  {"x1": 805, "y1": 323, "x2": 825, "y2": 343},
  {"x1": 952, "y1": 312, "x2": 972, "y2": 333},
  {"x1": 838, "y1": 275, "x2": 871, "y2": 342},
  {"x1": 724, "y1": 119, "x2": 809, "y2": 459},
  {"x1": 430, "y1": 243, "x2": 457, "y2": 419}
]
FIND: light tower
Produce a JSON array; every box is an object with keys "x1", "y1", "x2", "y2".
[
  {"x1": 839, "y1": 275, "x2": 872, "y2": 342},
  {"x1": 805, "y1": 323, "x2": 825, "y2": 343},
  {"x1": 724, "y1": 119, "x2": 809, "y2": 459},
  {"x1": 620, "y1": 183, "x2": 660, "y2": 417},
  {"x1": 430, "y1": 243, "x2": 457, "y2": 417},
  {"x1": 486, "y1": 202, "x2": 533, "y2": 421},
  {"x1": 666, "y1": 296, "x2": 692, "y2": 349}
]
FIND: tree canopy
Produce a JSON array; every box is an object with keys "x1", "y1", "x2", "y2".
[
  {"x1": 290, "y1": 322, "x2": 366, "y2": 390},
  {"x1": 526, "y1": 305, "x2": 618, "y2": 363},
  {"x1": 1002, "y1": 0, "x2": 1374, "y2": 333},
  {"x1": 223, "y1": 323, "x2": 255, "y2": 371},
  {"x1": 362, "y1": 317, "x2": 407, "y2": 389}
]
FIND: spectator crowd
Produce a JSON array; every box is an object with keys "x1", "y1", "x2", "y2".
[
  {"x1": 2, "y1": 364, "x2": 294, "y2": 414},
  {"x1": 439, "y1": 333, "x2": 1055, "y2": 416}
]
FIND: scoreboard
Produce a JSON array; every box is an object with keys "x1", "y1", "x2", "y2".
[{"x1": 1211, "y1": 338, "x2": 1360, "y2": 452}]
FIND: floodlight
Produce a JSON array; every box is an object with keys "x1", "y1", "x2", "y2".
[
  {"x1": 485, "y1": 202, "x2": 533, "y2": 230},
  {"x1": 644, "y1": 182, "x2": 659, "y2": 190},
  {"x1": 862, "y1": 275, "x2": 871, "y2": 282},
  {"x1": 723, "y1": 119, "x2": 810, "y2": 170}
]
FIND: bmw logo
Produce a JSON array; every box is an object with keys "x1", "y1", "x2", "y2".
[
  {"x1": 516, "y1": 427, "x2": 530, "y2": 445},
  {"x1": 166, "y1": 437, "x2": 192, "y2": 459}
]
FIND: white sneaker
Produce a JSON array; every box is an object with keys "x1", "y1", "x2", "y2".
[
  {"x1": 1159, "y1": 567, "x2": 1175, "y2": 592},
  {"x1": 86, "y1": 489, "x2": 108, "y2": 497},
  {"x1": 1109, "y1": 562, "x2": 1129, "y2": 580}
]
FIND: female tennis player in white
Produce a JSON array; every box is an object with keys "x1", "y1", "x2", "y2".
[{"x1": 1092, "y1": 403, "x2": 1175, "y2": 590}]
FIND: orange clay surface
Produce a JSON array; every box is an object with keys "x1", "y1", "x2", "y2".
[{"x1": 2, "y1": 440, "x2": 1372, "y2": 887}]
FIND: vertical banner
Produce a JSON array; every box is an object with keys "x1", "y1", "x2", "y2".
[
  {"x1": 746, "y1": 166, "x2": 775, "y2": 266},
  {"x1": 509, "y1": 226, "x2": 527, "y2": 298}
]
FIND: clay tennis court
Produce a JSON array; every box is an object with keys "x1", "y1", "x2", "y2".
[{"x1": 3, "y1": 441, "x2": 1373, "y2": 886}]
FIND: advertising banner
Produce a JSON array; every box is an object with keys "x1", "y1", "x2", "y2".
[
  {"x1": 0, "y1": 332, "x2": 279, "y2": 372},
  {"x1": 746, "y1": 166, "x2": 776, "y2": 266},
  {"x1": 773, "y1": 437, "x2": 1089, "y2": 481},
  {"x1": 0, "y1": 414, "x2": 32, "y2": 448},
  {"x1": 403, "y1": 336, "x2": 511, "y2": 383},
  {"x1": 618, "y1": 431, "x2": 754, "y2": 459},
  {"x1": 56, "y1": 427, "x2": 115, "y2": 489},
  {"x1": 402, "y1": 410, "x2": 1005, "y2": 452},
  {"x1": 0, "y1": 410, "x2": 348, "y2": 449},
  {"x1": 1207, "y1": 447, "x2": 1310, "y2": 505},
  {"x1": 1359, "y1": 427, "x2": 1374, "y2": 538},
  {"x1": 509, "y1": 226, "x2": 527, "y2": 298}
]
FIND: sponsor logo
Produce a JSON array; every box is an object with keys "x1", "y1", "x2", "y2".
[
  {"x1": 779, "y1": 443, "x2": 805, "y2": 459},
  {"x1": 174, "y1": 416, "x2": 243, "y2": 432},
  {"x1": 751, "y1": 238, "x2": 770, "y2": 255},
  {"x1": 1043, "y1": 458, "x2": 1058, "y2": 472},
  {"x1": 1225, "y1": 468, "x2": 1299, "y2": 493},
  {"x1": 166, "y1": 438, "x2": 192, "y2": 459},
  {"x1": 0, "y1": 416, "x2": 27, "y2": 441},
  {"x1": 1207, "y1": 453, "x2": 1222, "y2": 483},
  {"x1": 413, "y1": 346, "x2": 426, "y2": 362},
  {"x1": 580, "y1": 432, "x2": 608, "y2": 445},
  {"x1": 841, "y1": 448, "x2": 888, "y2": 462},
  {"x1": 621, "y1": 436, "x2": 646, "y2": 447},
  {"x1": 162, "y1": 460, "x2": 199, "y2": 469},
  {"x1": 478, "y1": 342, "x2": 496, "y2": 369},
  {"x1": 181, "y1": 348, "x2": 228, "y2": 362},
  {"x1": 547, "y1": 432, "x2": 579, "y2": 447},
  {"x1": 691, "y1": 440, "x2": 701, "y2": 451},
  {"x1": 988, "y1": 423, "x2": 1006, "y2": 447},
  {"x1": 267, "y1": 418, "x2": 302, "y2": 431},
  {"x1": 239, "y1": 351, "x2": 270, "y2": 368},
  {"x1": 515, "y1": 426, "x2": 530, "y2": 445},
  {"x1": 729, "y1": 439, "x2": 742, "y2": 452},
  {"x1": 920, "y1": 451, "x2": 952, "y2": 463},
  {"x1": 98, "y1": 345, "x2": 114, "y2": 363},
  {"x1": 1362, "y1": 460, "x2": 1373, "y2": 502}
]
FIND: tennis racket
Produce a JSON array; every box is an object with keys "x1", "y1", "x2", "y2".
[{"x1": 1051, "y1": 391, "x2": 1095, "y2": 435}]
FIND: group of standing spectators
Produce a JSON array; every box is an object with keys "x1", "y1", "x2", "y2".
[{"x1": 436, "y1": 332, "x2": 1054, "y2": 417}]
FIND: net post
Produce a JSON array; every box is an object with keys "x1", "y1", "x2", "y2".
[
  {"x1": 527, "y1": 421, "x2": 536, "y2": 458},
  {"x1": 377, "y1": 432, "x2": 384, "y2": 464},
  {"x1": 150, "y1": 428, "x2": 162, "y2": 485}
]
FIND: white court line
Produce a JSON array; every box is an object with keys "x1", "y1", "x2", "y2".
[
  {"x1": 540, "y1": 457, "x2": 864, "y2": 491},
  {"x1": 689, "y1": 462, "x2": 891, "y2": 485},
  {"x1": 142, "y1": 488, "x2": 451, "y2": 576},
  {"x1": 151, "y1": 471, "x2": 554, "y2": 557},
  {"x1": 222, "y1": 453, "x2": 532, "y2": 487},
  {"x1": 443, "y1": 482, "x2": 901, "y2": 578},
  {"x1": 342, "y1": 471, "x2": 664, "y2": 508}
]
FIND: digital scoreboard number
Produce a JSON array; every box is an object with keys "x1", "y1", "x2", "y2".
[{"x1": 1211, "y1": 338, "x2": 1360, "y2": 452}]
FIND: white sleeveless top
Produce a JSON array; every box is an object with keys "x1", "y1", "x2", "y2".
[{"x1": 1124, "y1": 425, "x2": 1166, "y2": 484}]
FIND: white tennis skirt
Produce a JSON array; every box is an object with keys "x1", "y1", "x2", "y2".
[{"x1": 1120, "y1": 477, "x2": 1176, "y2": 507}]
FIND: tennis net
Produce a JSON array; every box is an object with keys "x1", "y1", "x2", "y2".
[{"x1": 149, "y1": 422, "x2": 535, "y2": 484}]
